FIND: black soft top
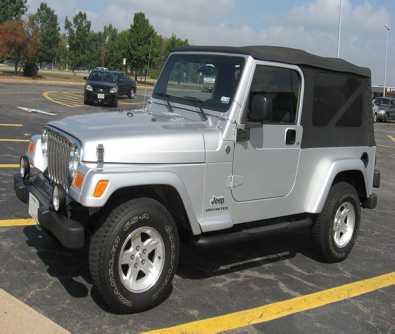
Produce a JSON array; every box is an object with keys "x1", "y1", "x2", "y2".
[{"x1": 174, "y1": 45, "x2": 370, "y2": 78}]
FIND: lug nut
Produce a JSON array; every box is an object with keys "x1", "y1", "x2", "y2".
[
  {"x1": 130, "y1": 255, "x2": 134, "y2": 260},
  {"x1": 136, "y1": 246, "x2": 140, "y2": 251},
  {"x1": 141, "y1": 260, "x2": 145, "y2": 265},
  {"x1": 143, "y1": 249, "x2": 146, "y2": 254},
  {"x1": 134, "y1": 263, "x2": 138, "y2": 268}
]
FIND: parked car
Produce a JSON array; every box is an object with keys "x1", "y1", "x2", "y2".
[
  {"x1": 84, "y1": 69, "x2": 137, "y2": 107},
  {"x1": 372, "y1": 96, "x2": 395, "y2": 122},
  {"x1": 15, "y1": 46, "x2": 380, "y2": 313}
]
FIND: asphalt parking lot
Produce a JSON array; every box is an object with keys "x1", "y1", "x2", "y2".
[{"x1": 0, "y1": 82, "x2": 394, "y2": 334}]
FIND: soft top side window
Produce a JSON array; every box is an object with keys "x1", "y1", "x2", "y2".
[{"x1": 247, "y1": 65, "x2": 301, "y2": 124}]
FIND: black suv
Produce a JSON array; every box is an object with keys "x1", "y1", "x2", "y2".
[
  {"x1": 84, "y1": 70, "x2": 137, "y2": 107},
  {"x1": 373, "y1": 97, "x2": 395, "y2": 122}
]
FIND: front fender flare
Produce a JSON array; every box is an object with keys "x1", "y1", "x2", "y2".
[{"x1": 69, "y1": 169, "x2": 202, "y2": 235}]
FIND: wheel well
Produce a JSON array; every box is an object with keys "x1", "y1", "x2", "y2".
[
  {"x1": 333, "y1": 170, "x2": 367, "y2": 202},
  {"x1": 103, "y1": 185, "x2": 193, "y2": 238}
]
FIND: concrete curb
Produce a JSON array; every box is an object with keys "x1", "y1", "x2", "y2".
[{"x1": 0, "y1": 289, "x2": 70, "y2": 334}]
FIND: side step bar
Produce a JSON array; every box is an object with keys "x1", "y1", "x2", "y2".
[{"x1": 194, "y1": 217, "x2": 313, "y2": 248}]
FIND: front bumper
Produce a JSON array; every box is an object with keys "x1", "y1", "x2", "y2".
[
  {"x1": 85, "y1": 91, "x2": 117, "y2": 105},
  {"x1": 14, "y1": 173, "x2": 85, "y2": 249}
]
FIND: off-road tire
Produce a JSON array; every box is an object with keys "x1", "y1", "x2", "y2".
[
  {"x1": 89, "y1": 198, "x2": 179, "y2": 313},
  {"x1": 312, "y1": 182, "x2": 361, "y2": 263}
]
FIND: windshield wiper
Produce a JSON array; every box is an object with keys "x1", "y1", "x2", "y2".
[
  {"x1": 155, "y1": 93, "x2": 174, "y2": 113},
  {"x1": 181, "y1": 96, "x2": 208, "y2": 121}
]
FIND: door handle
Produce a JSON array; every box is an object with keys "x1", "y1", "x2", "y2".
[{"x1": 285, "y1": 128, "x2": 296, "y2": 145}]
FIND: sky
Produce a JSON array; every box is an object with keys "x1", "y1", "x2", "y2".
[{"x1": 26, "y1": 0, "x2": 395, "y2": 86}]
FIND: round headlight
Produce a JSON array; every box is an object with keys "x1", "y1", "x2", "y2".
[
  {"x1": 86, "y1": 84, "x2": 93, "y2": 92},
  {"x1": 41, "y1": 129, "x2": 48, "y2": 156},
  {"x1": 69, "y1": 146, "x2": 80, "y2": 178},
  {"x1": 52, "y1": 184, "x2": 65, "y2": 212},
  {"x1": 19, "y1": 156, "x2": 30, "y2": 180},
  {"x1": 110, "y1": 87, "x2": 118, "y2": 94}
]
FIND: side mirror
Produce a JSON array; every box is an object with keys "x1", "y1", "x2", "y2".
[
  {"x1": 248, "y1": 93, "x2": 273, "y2": 123},
  {"x1": 236, "y1": 93, "x2": 272, "y2": 142}
]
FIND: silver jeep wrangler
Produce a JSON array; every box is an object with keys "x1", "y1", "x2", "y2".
[{"x1": 14, "y1": 46, "x2": 380, "y2": 313}]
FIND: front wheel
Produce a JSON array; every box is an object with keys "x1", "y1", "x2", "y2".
[
  {"x1": 312, "y1": 182, "x2": 361, "y2": 262},
  {"x1": 128, "y1": 87, "x2": 136, "y2": 99},
  {"x1": 89, "y1": 198, "x2": 179, "y2": 313}
]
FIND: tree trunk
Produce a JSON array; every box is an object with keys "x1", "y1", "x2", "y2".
[{"x1": 14, "y1": 61, "x2": 18, "y2": 75}]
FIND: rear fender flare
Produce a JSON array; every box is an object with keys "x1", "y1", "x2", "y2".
[{"x1": 305, "y1": 159, "x2": 367, "y2": 213}]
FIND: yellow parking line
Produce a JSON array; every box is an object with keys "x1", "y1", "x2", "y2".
[
  {"x1": 0, "y1": 219, "x2": 36, "y2": 227},
  {"x1": 0, "y1": 164, "x2": 19, "y2": 168},
  {"x1": 388, "y1": 135, "x2": 395, "y2": 143},
  {"x1": 43, "y1": 91, "x2": 83, "y2": 108},
  {"x1": 0, "y1": 139, "x2": 30, "y2": 143},
  {"x1": 0, "y1": 124, "x2": 23, "y2": 127},
  {"x1": 143, "y1": 272, "x2": 395, "y2": 334}
]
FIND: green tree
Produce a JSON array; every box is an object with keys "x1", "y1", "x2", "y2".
[
  {"x1": 150, "y1": 34, "x2": 189, "y2": 79},
  {"x1": 65, "y1": 11, "x2": 91, "y2": 71},
  {"x1": 0, "y1": 0, "x2": 27, "y2": 23},
  {"x1": 164, "y1": 33, "x2": 189, "y2": 56},
  {"x1": 128, "y1": 12, "x2": 158, "y2": 80},
  {"x1": 86, "y1": 31, "x2": 104, "y2": 69},
  {"x1": 102, "y1": 24, "x2": 118, "y2": 68},
  {"x1": 32, "y1": 2, "x2": 60, "y2": 67}
]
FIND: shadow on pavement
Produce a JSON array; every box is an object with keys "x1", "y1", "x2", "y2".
[
  {"x1": 178, "y1": 229, "x2": 316, "y2": 279},
  {"x1": 22, "y1": 225, "x2": 317, "y2": 312}
]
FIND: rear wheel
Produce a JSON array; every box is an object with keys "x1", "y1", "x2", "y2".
[
  {"x1": 312, "y1": 182, "x2": 361, "y2": 262},
  {"x1": 89, "y1": 198, "x2": 179, "y2": 313}
]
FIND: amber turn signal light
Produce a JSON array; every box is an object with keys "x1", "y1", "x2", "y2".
[
  {"x1": 28, "y1": 141, "x2": 35, "y2": 154},
  {"x1": 94, "y1": 180, "x2": 109, "y2": 198},
  {"x1": 73, "y1": 171, "x2": 84, "y2": 189}
]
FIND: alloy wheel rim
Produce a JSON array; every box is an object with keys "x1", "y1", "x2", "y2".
[
  {"x1": 118, "y1": 226, "x2": 165, "y2": 293},
  {"x1": 333, "y1": 201, "x2": 356, "y2": 248}
]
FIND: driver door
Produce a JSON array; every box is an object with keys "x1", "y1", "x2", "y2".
[{"x1": 232, "y1": 64, "x2": 303, "y2": 202}]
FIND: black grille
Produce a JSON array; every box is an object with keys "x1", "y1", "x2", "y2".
[{"x1": 93, "y1": 86, "x2": 110, "y2": 93}]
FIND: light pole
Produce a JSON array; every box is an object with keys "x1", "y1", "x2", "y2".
[
  {"x1": 337, "y1": 0, "x2": 343, "y2": 58},
  {"x1": 66, "y1": 43, "x2": 69, "y2": 72},
  {"x1": 384, "y1": 24, "x2": 391, "y2": 97}
]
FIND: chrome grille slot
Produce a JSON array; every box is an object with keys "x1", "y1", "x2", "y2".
[{"x1": 47, "y1": 129, "x2": 73, "y2": 190}]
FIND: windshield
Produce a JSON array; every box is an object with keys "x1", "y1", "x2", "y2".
[
  {"x1": 89, "y1": 71, "x2": 117, "y2": 82},
  {"x1": 374, "y1": 97, "x2": 393, "y2": 106},
  {"x1": 153, "y1": 54, "x2": 245, "y2": 112}
]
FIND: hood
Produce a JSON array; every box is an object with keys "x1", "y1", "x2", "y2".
[
  {"x1": 374, "y1": 104, "x2": 393, "y2": 111},
  {"x1": 48, "y1": 105, "x2": 221, "y2": 164},
  {"x1": 87, "y1": 81, "x2": 117, "y2": 89}
]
